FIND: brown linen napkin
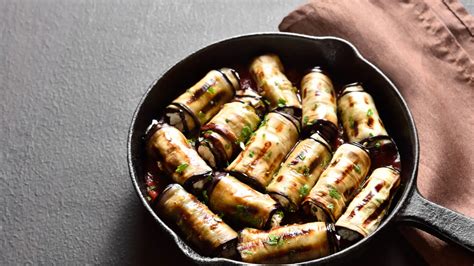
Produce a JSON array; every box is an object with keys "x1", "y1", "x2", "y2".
[{"x1": 280, "y1": 0, "x2": 474, "y2": 265}]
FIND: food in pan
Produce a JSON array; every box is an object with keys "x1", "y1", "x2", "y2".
[
  {"x1": 226, "y1": 111, "x2": 300, "y2": 191},
  {"x1": 267, "y1": 132, "x2": 332, "y2": 212},
  {"x1": 142, "y1": 54, "x2": 402, "y2": 263},
  {"x1": 338, "y1": 83, "x2": 388, "y2": 143},
  {"x1": 146, "y1": 121, "x2": 212, "y2": 192},
  {"x1": 301, "y1": 67, "x2": 338, "y2": 142},
  {"x1": 164, "y1": 68, "x2": 239, "y2": 136},
  {"x1": 336, "y1": 167, "x2": 400, "y2": 244},
  {"x1": 197, "y1": 88, "x2": 266, "y2": 168},
  {"x1": 250, "y1": 54, "x2": 301, "y2": 117},
  {"x1": 206, "y1": 172, "x2": 283, "y2": 229},
  {"x1": 237, "y1": 222, "x2": 338, "y2": 263},
  {"x1": 157, "y1": 183, "x2": 238, "y2": 257},
  {"x1": 302, "y1": 143, "x2": 371, "y2": 222}
]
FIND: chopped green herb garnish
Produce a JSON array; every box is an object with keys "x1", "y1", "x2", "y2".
[
  {"x1": 274, "y1": 81, "x2": 279, "y2": 86},
  {"x1": 329, "y1": 187, "x2": 341, "y2": 199},
  {"x1": 267, "y1": 235, "x2": 281, "y2": 246},
  {"x1": 354, "y1": 164, "x2": 361, "y2": 174},
  {"x1": 349, "y1": 116, "x2": 355, "y2": 129},
  {"x1": 225, "y1": 118, "x2": 230, "y2": 123},
  {"x1": 299, "y1": 184, "x2": 310, "y2": 197},
  {"x1": 259, "y1": 118, "x2": 268, "y2": 128},
  {"x1": 147, "y1": 185, "x2": 156, "y2": 191},
  {"x1": 277, "y1": 98, "x2": 287, "y2": 108},
  {"x1": 313, "y1": 103, "x2": 318, "y2": 110},
  {"x1": 249, "y1": 151, "x2": 255, "y2": 158},
  {"x1": 375, "y1": 141, "x2": 381, "y2": 148},
  {"x1": 303, "y1": 166, "x2": 310, "y2": 177},
  {"x1": 367, "y1": 108, "x2": 373, "y2": 117},
  {"x1": 296, "y1": 153, "x2": 306, "y2": 161},
  {"x1": 263, "y1": 99, "x2": 271, "y2": 106},
  {"x1": 262, "y1": 133, "x2": 266, "y2": 139},
  {"x1": 242, "y1": 250, "x2": 253, "y2": 255},
  {"x1": 238, "y1": 125, "x2": 252, "y2": 143},
  {"x1": 175, "y1": 163, "x2": 188, "y2": 174},
  {"x1": 328, "y1": 203, "x2": 334, "y2": 210},
  {"x1": 146, "y1": 196, "x2": 152, "y2": 201},
  {"x1": 369, "y1": 132, "x2": 374, "y2": 137},
  {"x1": 207, "y1": 86, "x2": 216, "y2": 94},
  {"x1": 303, "y1": 116, "x2": 309, "y2": 125},
  {"x1": 203, "y1": 130, "x2": 214, "y2": 136},
  {"x1": 275, "y1": 210, "x2": 284, "y2": 219},
  {"x1": 187, "y1": 138, "x2": 195, "y2": 145}
]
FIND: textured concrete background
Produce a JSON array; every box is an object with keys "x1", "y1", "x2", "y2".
[{"x1": 1, "y1": 0, "x2": 471, "y2": 265}]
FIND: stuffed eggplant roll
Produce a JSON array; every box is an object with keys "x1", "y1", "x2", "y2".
[
  {"x1": 197, "y1": 89, "x2": 266, "y2": 168},
  {"x1": 302, "y1": 143, "x2": 371, "y2": 222},
  {"x1": 226, "y1": 111, "x2": 300, "y2": 191},
  {"x1": 206, "y1": 173, "x2": 283, "y2": 229},
  {"x1": 157, "y1": 184, "x2": 238, "y2": 257},
  {"x1": 301, "y1": 67, "x2": 338, "y2": 142},
  {"x1": 336, "y1": 167, "x2": 400, "y2": 243},
  {"x1": 267, "y1": 132, "x2": 332, "y2": 212},
  {"x1": 338, "y1": 83, "x2": 388, "y2": 143},
  {"x1": 164, "y1": 68, "x2": 239, "y2": 136},
  {"x1": 146, "y1": 122, "x2": 212, "y2": 192},
  {"x1": 250, "y1": 54, "x2": 301, "y2": 117},
  {"x1": 237, "y1": 222, "x2": 338, "y2": 263}
]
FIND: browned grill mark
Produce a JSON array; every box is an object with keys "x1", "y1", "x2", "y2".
[
  {"x1": 303, "y1": 87, "x2": 307, "y2": 98},
  {"x1": 276, "y1": 175, "x2": 283, "y2": 182},
  {"x1": 348, "y1": 191, "x2": 374, "y2": 218},
  {"x1": 374, "y1": 181, "x2": 385, "y2": 192},
  {"x1": 349, "y1": 97, "x2": 354, "y2": 107},
  {"x1": 362, "y1": 180, "x2": 399, "y2": 226},
  {"x1": 335, "y1": 165, "x2": 353, "y2": 184},
  {"x1": 248, "y1": 141, "x2": 272, "y2": 169},
  {"x1": 187, "y1": 79, "x2": 215, "y2": 104},
  {"x1": 308, "y1": 155, "x2": 322, "y2": 173},
  {"x1": 275, "y1": 123, "x2": 284, "y2": 133},
  {"x1": 367, "y1": 117, "x2": 374, "y2": 128},
  {"x1": 201, "y1": 91, "x2": 225, "y2": 114},
  {"x1": 364, "y1": 97, "x2": 369, "y2": 104}
]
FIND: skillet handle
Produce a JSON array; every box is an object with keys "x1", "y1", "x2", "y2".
[{"x1": 395, "y1": 187, "x2": 474, "y2": 252}]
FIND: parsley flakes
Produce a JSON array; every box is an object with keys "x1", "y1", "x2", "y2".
[{"x1": 175, "y1": 163, "x2": 188, "y2": 174}]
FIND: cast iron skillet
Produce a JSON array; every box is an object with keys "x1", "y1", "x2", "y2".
[{"x1": 127, "y1": 33, "x2": 474, "y2": 264}]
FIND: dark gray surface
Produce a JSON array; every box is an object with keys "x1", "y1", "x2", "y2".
[{"x1": 2, "y1": 0, "x2": 470, "y2": 265}]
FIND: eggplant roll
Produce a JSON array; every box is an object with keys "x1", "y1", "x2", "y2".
[
  {"x1": 338, "y1": 83, "x2": 388, "y2": 143},
  {"x1": 267, "y1": 133, "x2": 332, "y2": 212},
  {"x1": 197, "y1": 89, "x2": 265, "y2": 168},
  {"x1": 206, "y1": 173, "x2": 282, "y2": 229},
  {"x1": 226, "y1": 111, "x2": 300, "y2": 191},
  {"x1": 336, "y1": 167, "x2": 400, "y2": 241},
  {"x1": 250, "y1": 54, "x2": 301, "y2": 117},
  {"x1": 164, "y1": 68, "x2": 239, "y2": 136},
  {"x1": 146, "y1": 122, "x2": 212, "y2": 191},
  {"x1": 237, "y1": 222, "x2": 338, "y2": 263},
  {"x1": 157, "y1": 184, "x2": 238, "y2": 257},
  {"x1": 301, "y1": 67, "x2": 338, "y2": 141},
  {"x1": 302, "y1": 143, "x2": 371, "y2": 222}
]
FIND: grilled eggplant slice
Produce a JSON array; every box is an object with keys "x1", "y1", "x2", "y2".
[
  {"x1": 164, "y1": 68, "x2": 239, "y2": 136},
  {"x1": 302, "y1": 143, "x2": 371, "y2": 222},
  {"x1": 250, "y1": 54, "x2": 301, "y2": 117},
  {"x1": 336, "y1": 167, "x2": 400, "y2": 244},
  {"x1": 226, "y1": 111, "x2": 300, "y2": 191},
  {"x1": 197, "y1": 89, "x2": 265, "y2": 168},
  {"x1": 301, "y1": 67, "x2": 338, "y2": 142},
  {"x1": 157, "y1": 184, "x2": 238, "y2": 257},
  {"x1": 237, "y1": 222, "x2": 338, "y2": 263},
  {"x1": 267, "y1": 132, "x2": 332, "y2": 212},
  {"x1": 146, "y1": 122, "x2": 212, "y2": 192},
  {"x1": 338, "y1": 83, "x2": 388, "y2": 143},
  {"x1": 206, "y1": 173, "x2": 282, "y2": 229}
]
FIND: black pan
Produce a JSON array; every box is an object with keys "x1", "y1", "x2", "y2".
[{"x1": 127, "y1": 33, "x2": 474, "y2": 264}]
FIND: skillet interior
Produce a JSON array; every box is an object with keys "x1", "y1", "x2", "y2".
[{"x1": 127, "y1": 33, "x2": 418, "y2": 264}]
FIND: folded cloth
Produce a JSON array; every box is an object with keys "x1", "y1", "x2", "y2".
[{"x1": 280, "y1": 0, "x2": 473, "y2": 265}]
